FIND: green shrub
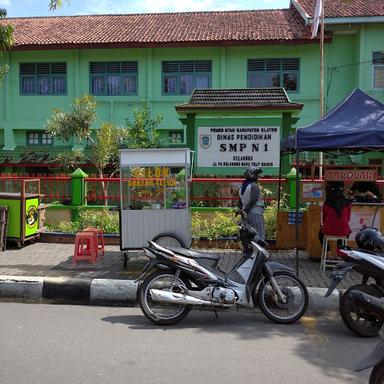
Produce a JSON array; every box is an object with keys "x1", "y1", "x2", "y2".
[
  {"x1": 207, "y1": 210, "x2": 238, "y2": 239},
  {"x1": 77, "y1": 209, "x2": 119, "y2": 233},
  {"x1": 191, "y1": 212, "x2": 210, "y2": 239},
  {"x1": 264, "y1": 204, "x2": 277, "y2": 239},
  {"x1": 192, "y1": 210, "x2": 238, "y2": 240},
  {"x1": 48, "y1": 208, "x2": 119, "y2": 234}
]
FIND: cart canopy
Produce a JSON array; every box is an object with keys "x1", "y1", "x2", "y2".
[{"x1": 281, "y1": 88, "x2": 384, "y2": 152}]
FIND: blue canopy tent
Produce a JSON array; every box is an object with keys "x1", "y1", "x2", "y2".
[
  {"x1": 280, "y1": 89, "x2": 384, "y2": 273},
  {"x1": 282, "y1": 88, "x2": 384, "y2": 152}
]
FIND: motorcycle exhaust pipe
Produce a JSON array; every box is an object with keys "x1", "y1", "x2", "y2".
[
  {"x1": 349, "y1": 290, "x2": 384, "y2": 319},
  {"x1": 150, "y1": 289, "x2": 226, "y2": 307}
]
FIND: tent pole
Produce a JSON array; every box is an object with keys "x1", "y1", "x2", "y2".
[
  {"x1": 319, "y1": 0, "x2": 325, "y2": 179},
  {"x1": 278, "y1": 151, "x2": 282, "y2": 210},
  {"x1": 295, "y1": 150, "x2": 300, "y2": 276}
]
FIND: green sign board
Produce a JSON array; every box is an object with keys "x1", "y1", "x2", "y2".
[
  {"x1": 25, "y1": 198, "x2": 39, "y2": 237},
  {"x1": 0, "y1": 195, "x2": 39, "y2": 240}
]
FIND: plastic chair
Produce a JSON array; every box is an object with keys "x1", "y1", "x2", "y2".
[
  {"x1": 320, "y1": 235, "x2": 348, "y2": 273},
  {"x1": 73, "y1": 231, "x2": 98, "y2": 265},
  {"x1": 83, "y1": 227, "x2": 105, "y2": 257}
]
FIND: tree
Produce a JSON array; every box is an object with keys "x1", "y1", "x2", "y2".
[
  {"x1": 46, "y1": 94, "x2": 97, "y2": 142},
  {"x1": 0, "y1": 9, "x2": 13, "y2": 83},
  {"x1": 49, "y1": 0, "x2": 69, "y2": 11},
  {"x1": 124, "y1": 103, "x2": 163, "y2": 149},
  {"x1": 46, "y1": 95, "x2": 163, "y2": 205},
  {"x1": 46, "y1": 95, "x2": 127, "y2": 204}
]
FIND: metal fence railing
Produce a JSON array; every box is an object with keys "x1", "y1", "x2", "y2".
[{"x1": 0, "y1": 175, "x2": 288, "y2": 207}]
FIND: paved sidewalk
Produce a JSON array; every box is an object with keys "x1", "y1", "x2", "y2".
[{"x1": 0, "y1": 242, "x2": 360, "y2": 289}]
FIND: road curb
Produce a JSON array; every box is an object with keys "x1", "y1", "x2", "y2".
[
  {"x1": 307, "y1": 287, "x2": 339, "y2": 313},
  {"x1": 0, "y1": 275, "x2": 339, "y2": 312},
  {"x1": 0, "y1": 276, "x2": 44, "y2": 300},
  {"x1": 90, "y1": 279, "x2": 138, "y2": 306}
]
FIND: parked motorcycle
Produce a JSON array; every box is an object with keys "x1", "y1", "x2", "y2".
[
  {"x1": 325, "y1": 227, "x2": 384, "y2": 337},
  {"x1": 356, "y1": 326, "x2": 384, "y2": 383},
  {"x1": 136, "y1": 219, "x2": 308, "y2": 325}
]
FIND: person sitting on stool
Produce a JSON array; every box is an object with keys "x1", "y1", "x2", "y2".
[{"x1": 319, "y1": 181, "x2": 352, "y2": 255}]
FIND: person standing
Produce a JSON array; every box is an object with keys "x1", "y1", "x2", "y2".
[{"x1": 238, "y1": 166, "x2": 265, "y2": 241}]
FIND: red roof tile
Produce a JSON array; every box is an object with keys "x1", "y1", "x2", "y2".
[
  {"x1": 1, "y1": 9, "x2": 316, "y2": 49},
  {"x1": 293, "y1": 0, "x2": 384, "y2": 18}
]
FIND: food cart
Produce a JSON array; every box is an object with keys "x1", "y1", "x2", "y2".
[
  {"x1": 119, "y1": 148, "x2": 192, "y2": 266},
  {"x1": 279, "y1": 89, "x2": 384, "y2": 272},
  {"x1": 0, "y1": 178, "x2": 42, "y2": 247}
]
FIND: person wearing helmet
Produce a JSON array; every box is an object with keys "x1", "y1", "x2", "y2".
[
  {"x1": 238, "y1": 166, "x2": 265, "y2": 241},
  {"x1": 319, "y1": 181, "x2": 352, "y2": 252}
]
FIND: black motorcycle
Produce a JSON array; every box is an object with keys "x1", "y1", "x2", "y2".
[
  {"x1": 136, "y1": 219, "x2": 308, "y2": 325},
  {"x1": 356, "y1": 332, "x2": 384, "y2": 383},
  {"x1": 325, "y1": 227, "x2": 384, "y2": 337}
]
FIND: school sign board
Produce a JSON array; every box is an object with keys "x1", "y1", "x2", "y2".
[{"x1": 197, "y1": 126, "x2": 280, "y2": 168}]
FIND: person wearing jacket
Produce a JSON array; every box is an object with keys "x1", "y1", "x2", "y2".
[
  {"x1": 319, "y1": 181, "x2": 352, "y2": 250},
  {"x1": 238, "y1": 166, "x2": 265, "y2": 241}
]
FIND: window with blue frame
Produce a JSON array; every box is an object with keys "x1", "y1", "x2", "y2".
[
  {"x1": 247, "y1": 58, "x2": 300, "y2": 92},
  {"x1": 373, "y1": 51, "x2": 384, "y2": 89},
  {"x1": 162, "y1": 61, "x2": 212, "y2": 95},
  {"x1": 20, "y1": 63, "x2": 67, "y2": 95},
  {"x1": 90, "y1": 62, "x2": 138, "y2": 96}
]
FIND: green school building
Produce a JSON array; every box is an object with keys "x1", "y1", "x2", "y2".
[{"x1": 0, "y1": 0, "x2": 383, "y2": 176}]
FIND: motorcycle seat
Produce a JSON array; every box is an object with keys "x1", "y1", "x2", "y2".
[
  {"x1": 356, "y1": 248, "x2": 384, "y2": 257},
  {"x1": 169, "y1": 247, "x2": 220, "y2": 261}
]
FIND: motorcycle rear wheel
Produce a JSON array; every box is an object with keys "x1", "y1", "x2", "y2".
[
  {"x1": 370, "y1": 361, "x2": 384, "y2": 384},
  {"x1": 257, "y1": 271, "x2": 309, "y2": 324},
  {"x1": 340, "y1": 284, "x2": 384, "y2": 337},
  {"x1": 139, "y1": 270, "x2": 191, "y2": 325}
]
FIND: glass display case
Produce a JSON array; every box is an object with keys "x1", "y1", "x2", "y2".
[
  {"x1": 119, "y1": 148, "x2": 191, "y2": 250},
  {"x1": 121, "y1": 166, "x2": 187, "y2": 211}
]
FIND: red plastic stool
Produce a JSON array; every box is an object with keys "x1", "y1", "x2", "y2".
[
  {"x1": 73, "y1": 231, "x2": 98, "y2": 265},
  {"x1": 84, "y1": 227, "x2": 105, "y2": 257}
]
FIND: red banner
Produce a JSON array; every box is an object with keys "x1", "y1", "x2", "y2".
[{"x1": 325, "y1": 169, "x2": 377, "y2": 182}]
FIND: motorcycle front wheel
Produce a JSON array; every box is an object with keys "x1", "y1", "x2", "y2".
[
  {"x1": 370, "y1": 361, "x2": 384, "y2": 384},
  {"x1": 257, "y1": 271, "x2": 309, "y2": 324},
  {"x1": 152, "y1": 233, "x2": 187, "y2": 248},
  {"x1": 340, "y1": 284, "x2": 384, "y2": 337},
  {"x1": 139, "y1": 270, "x2": 191, "y2": 325}
]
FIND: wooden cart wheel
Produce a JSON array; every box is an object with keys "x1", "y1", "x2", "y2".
[{"x1": 152, "y1": 233, "x2": 187, "y2": 248}]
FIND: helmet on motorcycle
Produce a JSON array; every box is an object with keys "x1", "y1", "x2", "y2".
[
  {"x1": 355, "y1": 226, "x2": 384, "y2": 251},
  {"x1": 244, "y1": 167, "x2": 263, "y2": 181}
]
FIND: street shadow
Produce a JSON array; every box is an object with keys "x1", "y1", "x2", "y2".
[
  {"x1": 101, "y1": 309, "x2": 374, "y2": 383},
  {"x1": 46, "y1": 251, "x2": 145, "y2": 278}
]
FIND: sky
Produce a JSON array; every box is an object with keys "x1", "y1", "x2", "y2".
[{"x1": 0, "y1": 0, "x2": 292, "y2": 18}]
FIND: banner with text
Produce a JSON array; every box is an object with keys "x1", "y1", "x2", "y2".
[
  {"x1": 197, "y1": 126, "x2": 280, "y2": 168},
  {"x1": 325, "y1": 169, "x2": 377, "y2": 182}
]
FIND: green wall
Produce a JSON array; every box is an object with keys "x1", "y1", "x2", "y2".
[{"x1": 0, "y1": 21, "x2": 383, "y2": 171}]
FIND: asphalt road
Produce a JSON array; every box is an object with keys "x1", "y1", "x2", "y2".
[{"x1": 0, "y1": 303, "x2": 378, "y2": 384}]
